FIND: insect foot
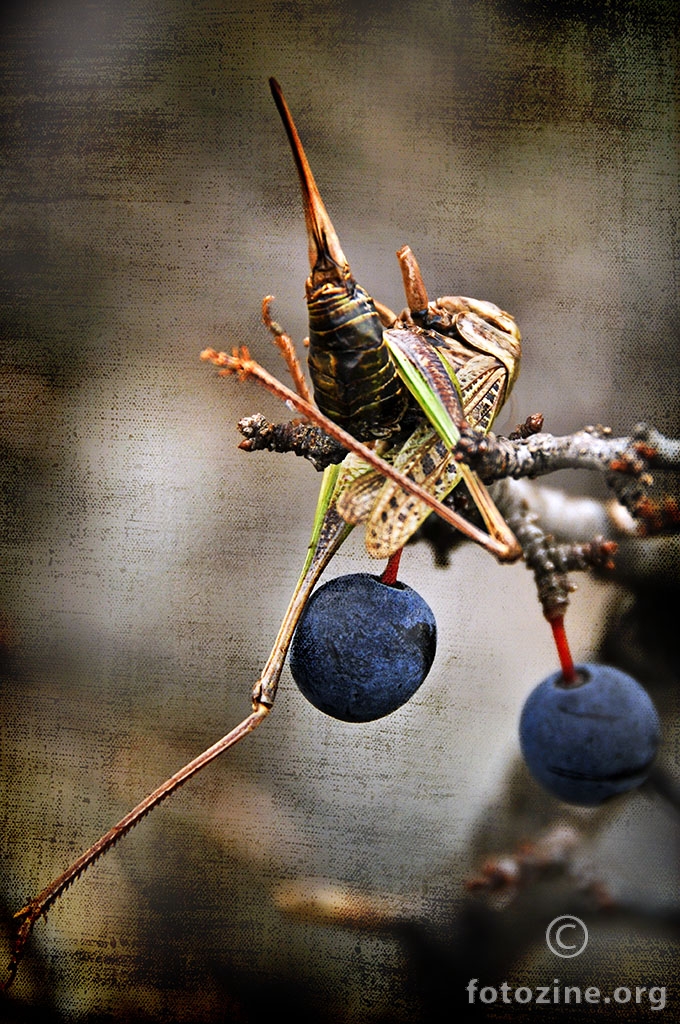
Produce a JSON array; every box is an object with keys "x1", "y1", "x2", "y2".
[
  {"x1": 289, "y1": 573, "x2": 437, "y2": 722},
  {"x1": 519, "y1": 664, "x2": 661, "y2": 806}
]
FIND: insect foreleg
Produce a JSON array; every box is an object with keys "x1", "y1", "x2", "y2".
[{"x1": 261, "y1": 295, "x2": 313, "y2": 404}]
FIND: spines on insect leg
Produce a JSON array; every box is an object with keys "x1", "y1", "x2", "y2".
[{"x1": 3, "y1": 702, "x2": 271, "y2": 990}]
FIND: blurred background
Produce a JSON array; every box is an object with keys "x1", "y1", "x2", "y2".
[{"x1": 0, "y1": 0, "x2": 677, "y2": 1020}]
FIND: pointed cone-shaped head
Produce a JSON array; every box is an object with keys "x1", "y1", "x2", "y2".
[{"x1": 270, "y1": 78, "x2": 351, "y2": 288}]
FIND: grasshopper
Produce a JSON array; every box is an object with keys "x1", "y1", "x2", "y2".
[
  {"x1": 4, "y1": 80, "x2": 524, "y2": 985},
  {"x1": 267, "y1": 78, "x2": 521, "y2": 565}
]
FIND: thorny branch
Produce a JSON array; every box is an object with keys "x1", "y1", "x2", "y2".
[
  {"x1": 454, "y1": 422, "x2": 679, "y2": 526},
  {"x1": 493, "y1": 478, "x2": 617, "y2": 622},
  {"x1": 239, "y1": 412, "x2": 346, "y2": 471}
]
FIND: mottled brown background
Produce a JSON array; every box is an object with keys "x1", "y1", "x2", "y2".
[{"x1": 0, "y1": 1, "x2": 678, "y2": 1021}]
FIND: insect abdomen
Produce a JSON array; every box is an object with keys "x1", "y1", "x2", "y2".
[{"x1": 308, "y1": 281, "x2": 408, "y2": 440}]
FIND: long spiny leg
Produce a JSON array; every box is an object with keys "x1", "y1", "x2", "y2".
[
  {"x1": 3, "y1": 455, "x2": 352, "y2": 989},
  {"x1": 5, "y1": 707, "x2": 269, "y2": 989}
]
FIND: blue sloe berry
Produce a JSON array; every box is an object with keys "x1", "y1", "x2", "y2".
[
  {"x1": 290, "y1": 573, "x2": 437, "y2": 722},
  {"x1": 519, "y1": 663, "x2": 661, "y2": 806}
]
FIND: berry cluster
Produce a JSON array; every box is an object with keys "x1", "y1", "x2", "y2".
[{"x1": 290, "y1": 572, "x2": 661, "y2": 805}]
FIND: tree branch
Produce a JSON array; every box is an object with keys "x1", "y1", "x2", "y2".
[
  {"x1": 238, "y1": 415, "x2": 680, "y2": 532},
  {"x1": 238, "y1": 412, "x2": 346, "y2": 470},
  {"x1": 453, "y1": 422, "x2": 680, "y2": 529}
]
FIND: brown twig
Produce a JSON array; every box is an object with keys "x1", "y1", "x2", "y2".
[
  {"x1": 494, "y1": 480, "x2": 575, "y2": 622},
  {"x1": 261, "y1": 296, "x2": 314, "y2": 404},
  {"x1": 232, "y1": 414, "x2": 679, "y2": 535},
  {"x1": 452, "y1": 423, "x2": 680, "y2": 526},
  {"x1": 237, "y1": 412, "x2": 346, "y2": 470}
]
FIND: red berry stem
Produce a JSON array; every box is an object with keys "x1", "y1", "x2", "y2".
[
  {"x1": 550, "y1": 616, "x2": 577, "y2": 684},
  {"x1": 380, "y1": 548, "x2": 403, "y2": 586}
]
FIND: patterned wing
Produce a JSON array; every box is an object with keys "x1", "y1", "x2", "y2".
[
  {"x1": 348, "y1": 318, "x2": 515, "y2": 557},
  {"x1": 336, "y1": 421, "x2": 446, "y2": 528},
  {"x1": 336, "y1": 303, "x2": 519, "y2": 559}
]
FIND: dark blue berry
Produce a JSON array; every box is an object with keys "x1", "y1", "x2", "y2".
[
  {"x1": 519, "y1": 663, "x2": 661, "y2": 806},
  {"x1": 289, "y1": 573, "x2": 437, "y2": 722}
]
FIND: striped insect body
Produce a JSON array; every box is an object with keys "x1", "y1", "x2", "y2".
[{"x1": 305, "y1": 277, "x2": 409, "y2": 439}]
